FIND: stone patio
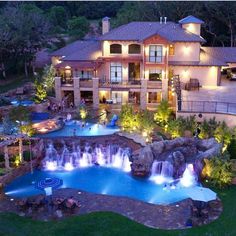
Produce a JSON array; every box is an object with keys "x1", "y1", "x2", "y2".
[{"x1": 0, "y1": 188, "x2": 222, "y2": 229}]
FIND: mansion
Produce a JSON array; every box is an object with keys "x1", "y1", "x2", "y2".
[{"x1": 51, "y1": 15, "x2": 236, "y2": 109}]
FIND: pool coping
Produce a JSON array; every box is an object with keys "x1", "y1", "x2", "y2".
[{"x1": 0, "y1": 187, "x2": 223, "y2": 230}]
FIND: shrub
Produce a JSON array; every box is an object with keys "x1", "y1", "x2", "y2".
[
  {"x1": 227, "y1": 137, "x2": 236, "y2": 159},
  {"x1": 154, "y1": 100, "x2": 173, "y2": 126},
  {"x1": 137, "y1": 110, "x2": 156, "y2": 135},
  {"x1": 119, "y1": 104, "x2": 139, "y2": 131},
  {"x1": 199, "y1": 117, "x2": 218, "y2": 139},
  {"x1": 79, "y1": 106, "x2": 88, "y2": 120},
  {"x1": 20, "y1": 124, "x2": 36, "y2": 137},
  {"x1": 34, "y1": 79, "x2": 47, "y2": 104},
  {"x1": 166, "y1": 116, "x2": 196, "y2": 138},
  {"x1": 214, "y1": 121, "x2": 232, "y2": 150},
  {"x1": 202, "y1": 156, "x2": 233, "y2": 189}
]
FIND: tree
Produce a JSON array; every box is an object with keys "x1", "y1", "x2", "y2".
[
  {"x1": 67, "y1": 16, "x2": 90, "y2": 39},
  {"x1": 2, "y1": 3, "x2": 51, "y2": 77},
  {"x1": 48, "y1": 6, "x2": 68, "y2": 32},
  {"x1": 154, "y1": 100, "x2": 173, "y2": 126},
  {"x1": 9, "y1": 106, "x2": 31, "y2": 125},
  {"x1": 42, "y1": 65, "x2": 56, "y2": 94},
  {"x1": 34, "y1": 79, "x2": 47, "y2": 104}
]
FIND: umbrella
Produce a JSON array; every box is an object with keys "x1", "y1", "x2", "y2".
[
  {"x1": 186, "y1": 186, "x2": 217, "y2": 202},
  {"x1": 35, "y1": 177, "x2": 63, "y2": 191}
]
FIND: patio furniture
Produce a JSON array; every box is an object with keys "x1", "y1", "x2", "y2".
[{"x1": 185, "y1": 78, "x2": 200, "y2": 91}]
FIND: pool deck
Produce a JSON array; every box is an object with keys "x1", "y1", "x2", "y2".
[{"x1": 0, "y1": 188, "x2": 222, "y2": 229}]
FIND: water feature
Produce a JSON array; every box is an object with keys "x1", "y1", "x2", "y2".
[
  {"x1": 180, "y1": 164, "x2": 197, "y2": 187},
  {"x1": 43, "y1": 143, "x2": 132, "y2": 172},
  {"x1": 37, "y1": 121, "x2": 120, "y2": 137}
]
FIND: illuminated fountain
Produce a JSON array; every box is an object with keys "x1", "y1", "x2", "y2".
[
  {"x1": 149, "y1": 161, "x2": 174, "y2": 184},
  {"x1": 179, "y1": 163, "x2": 197, "y2": 187},
  {"x1": 42, "y1": 143, "x2": 132, "y2": 172}
]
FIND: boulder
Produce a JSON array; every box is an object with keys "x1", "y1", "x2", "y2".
[{"x1": 131, "y1": 146, "x2": 153, "y2": 177}]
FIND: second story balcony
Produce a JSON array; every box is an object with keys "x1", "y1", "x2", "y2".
[
  {"x1": 61, "y1": 76, "x2": 73, "y2": 86},
  {"x1": 99, "y1": 78, "x2": 141, "y2": 89}
]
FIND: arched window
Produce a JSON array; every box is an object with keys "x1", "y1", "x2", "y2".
[
  {"x1": 128, "y1": 44, "x2": 141, "y2": 54},
  {"x1": 110, "y1": 44, "x2": 122, "y2": 54}
]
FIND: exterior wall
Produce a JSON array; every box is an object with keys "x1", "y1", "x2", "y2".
[
  {"x1": 177, "y1": 111, "x2": 236, "y2": 128},
  {"x1": 51, "y1": 56, "x2": 61, "y2": 66},
  {"x1": 182, "y1": 23, "x2": 201, "y2": 35},
  {"x1": 102, "y1": 40, "x2": 142, "y2": 57},
  {"x1": 172, "y1": 66, "x2": 219, "y2": 86},
  {"x1": 169, "y1": 42, "x2": 200, "y2": 62}
]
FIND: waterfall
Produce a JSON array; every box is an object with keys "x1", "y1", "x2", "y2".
[
  {"x1": 150, "y1": 160, "x2": 174, "y2": 184},
  {"x1": 43, "y1": 143, "x2": 132, "y2": 172},
  {"x1": 180, "y1": 164, "x2": 197, "y2": 187}
]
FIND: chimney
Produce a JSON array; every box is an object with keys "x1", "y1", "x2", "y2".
[
  {"x1": 164, "y1": 17, "x2": 167, "y2": 24},
  {"x1": 160, "y1": 17, "x2": 163, "y2": 24},
  {"x1": 102, "y1": 17, "x2": 110, "y2": 35}
]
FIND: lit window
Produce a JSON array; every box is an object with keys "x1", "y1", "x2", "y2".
[
  {"x1": 149, "y1": 69, "x2": 162, "y2": 81},
  {"x1": 169, "y1": 44, "x2": 175, "y2": 56},
  {"x1": 110, "y1": 62, "x2": 122, "y2": 83},
  {"x1": 149, "y1": 45, "x2": 163, "y2": 63}
]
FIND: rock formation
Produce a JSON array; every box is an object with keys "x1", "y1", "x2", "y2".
[{"x1": 131, "y1": 137, "x2": 222, "y2": 178}]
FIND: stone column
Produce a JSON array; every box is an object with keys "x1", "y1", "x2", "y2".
[
  {"x1": 162, "y1": 75, "x2": 169, "y2": 100},
  {"x1": 140, "y1": 79, "x2": 147, "y2": 110},
  {"x1": 19, "y1": 138, "x2": 23, "y2": 162},
  {"x1": 73, "y1": 77, "x2": 81, "y2": 107},
  {"x1": 92, "y1": 77, "x2": 99, "y2": 108},
  {"x1": 4, "y1": 145, "x2": 10, "y2": 169},
  {"x1": 55, "y1": 77, "x2": 62, "y2": 101}
]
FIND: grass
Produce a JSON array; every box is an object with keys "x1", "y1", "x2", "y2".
[
  {"x1": 0, "y1": 186, "x2": 235, "y2": 236},
  {"x1": 0, "y1": 76, "x2": 31, "y2": 94}
]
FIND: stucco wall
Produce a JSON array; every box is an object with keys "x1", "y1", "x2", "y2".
[
  {"x1": 169, "y1": 42, "x2": 200, "y2": 62},
  {"x1": 182, "y1": 23, "x2": 201, "y2": 35},
  {"x1": 172, "y1": 66, "x2": 219, "y2": 86},
  {"x1": 177, "y1": 111, "x2": 236, "y2": 128},
  {"x1": 102, "y1": 41, "x2": 142, "y2": 57}
]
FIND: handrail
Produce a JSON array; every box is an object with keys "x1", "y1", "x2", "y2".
[{"x1": 180, "y1": 100, "x2": 236, "y2": 115}]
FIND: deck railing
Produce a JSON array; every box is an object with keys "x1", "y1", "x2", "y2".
[{"x1": 180, "y1": 100, "x2": 236, "y2": 115}]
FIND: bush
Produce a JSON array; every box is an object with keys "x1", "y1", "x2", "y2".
[
  {"x1": 202, "y1": 156, "x2": 233, "y2": 189},
  {"x1": 34, "y1": 79, "x2": 47, "y2": 104},
  {"x1": 166, "y1": 116, "x2": 196, "y2": 138},
  {"x1": 137, "y1": 110, "x2": 156, "y2": 135},
  {"x1": 227, "y1": 137, "x2": 236, "y2": 159},
  {"x1": 20, "y1": 124, "x2": 36, "y2": 137},
  {"x1": 154, "y1": 100, "x2": 173, "y2": 126},
  {"x1": 119, "y1": 104, "x2": 139, "y2": 131},
  {"x1": 199, "y1": 117, "x2": 218, "y2": 139},
  {"x1": 214, "y1": 121, "x2": 232, "y2": 149}
]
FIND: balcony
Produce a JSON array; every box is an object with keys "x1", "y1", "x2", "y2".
[
  {"x1": 61, "y1": 77, "x2": 73, "y2": 86},
  {"x1": 99, "y1": 79, "x2": 141, "y2": 90},
  {"x1": 147, "y1": 80, "x2": 162, "y2": 89},
  {"x1": 79, "y1": 78, "x2": 93, "y2": 88},
  {"x1": 145, "y1": 56, "x2": 166, "y2": 64}
]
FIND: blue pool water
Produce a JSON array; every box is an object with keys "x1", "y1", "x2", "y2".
[
  {"x1": 11, "y1": 100, "x2": 34, "y2": 106},
  {"x1": 37, "y1": 122, "x2": 120, "y2": 137},
  {"x1": 5, "y1": 166, "x2": 193, "y2": 205}
]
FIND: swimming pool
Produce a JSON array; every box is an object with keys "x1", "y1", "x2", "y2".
[
  {"x1": 37, "y1": 122, "x2": 120, "y2": 137},
  {"x1": 11, "y1": 100, "x2": 34, "y2": 106},
  {"x1": 5, "y1": 166, "x2": 196, "y2": 205}
]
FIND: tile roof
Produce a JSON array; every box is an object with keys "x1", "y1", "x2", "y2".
[
  {"x1": 99, "y1": 21, "x2": 205, "y2": 42},
  {"x1": 63, "y1": 41, "x2": 101, "y2": 61},
  {"x1": 201, "y1": 47, "x2": 236, "y2": 63},
  {"x1": 50, "y1": 40, "x2": 101, "y2": 59},
  {"x1": 178, "y1": 15, "x2": 204, "y2": 24},
  {"x1": 169, "y1": 49, "x2": 228, "y2": 66}
]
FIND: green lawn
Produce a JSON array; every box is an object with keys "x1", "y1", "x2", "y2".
[
  {"x1": 0, "y1": 186, "x2": 235, "y2": 236},
  {"x1": 0, "y1": 76, "x2": 31, "y2": 94}
]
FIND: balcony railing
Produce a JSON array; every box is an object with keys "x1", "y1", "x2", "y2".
[
  {"x1": 147, "y1": 80, "x2": 162, "y2": 89},
  {"x1": 79, "y1": 78, "x2": 93, "y2": 88},
  {"x1": 61, "y1": 77, "x2": 73, "y2": 86},
  {"x1": 99, "y1": 79, "x2": 141, "y2": 88},
  {"x1": 145, "y1": 56, "x2": 166, "y2": 64},
  {"x1": 180, "y1": 100, "x2": 236, "y2": 115}
]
